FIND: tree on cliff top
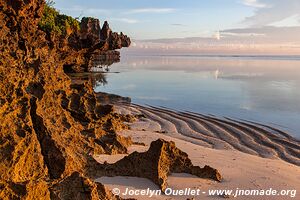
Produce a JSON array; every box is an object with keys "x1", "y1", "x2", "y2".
[{"x1": 38, "y1": 0, "x2": 80, "y2": 36}]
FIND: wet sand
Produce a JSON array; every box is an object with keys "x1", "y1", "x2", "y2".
[{"x1": 95, "y1": 104, "x2": 300, "y2": 200}]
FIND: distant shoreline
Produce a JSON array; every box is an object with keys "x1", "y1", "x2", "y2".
[{"x1": 122, "y1": 53, "x2": 300, "y2": 60}]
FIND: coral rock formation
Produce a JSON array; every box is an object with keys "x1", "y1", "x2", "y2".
[
  {"x1": 93, "y1": 139, "x2": 222, "y2": 192},
  {"x1": 50, "y1": 172, "x2": 126, "y2": 200},
  {"x1": 79, "y1": 18, "x2": 131, "y2": 50},
  {"x1": 80, "y1": 17, "x2": 102, "y2": 48},
  {"x1": 0, "y1": 0, "x2": 132, "y2": 199}
]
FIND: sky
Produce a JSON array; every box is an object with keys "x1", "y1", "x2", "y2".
[{"x1": 54, "y1": 0, "x2": 300, "y2": 55}]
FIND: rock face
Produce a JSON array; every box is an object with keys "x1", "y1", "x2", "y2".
[
  {"x1": 79, "y1": 18, "x2": 131, "y2": 50},
  {"x1": 99, "y1": 21, "x2": 131, "y2": 50},
  {"x1": 0, "y1": 0, "x2": 133, "y2": 199},
  {"x1": 80, "y1": 17, "x2": 102, "y2": 48},
  {"x1": 0, "y1": 0, "x2": 221, "y2": 199},
  {"x1": 50, "y1": 172, "x2": 126, "y2": 200},
  {"x1": 100, "y1": 21, "x2": 112, "y2": 40},
  {"x1": 64, "y1": 18, "x2": 131, "y2": 73}
]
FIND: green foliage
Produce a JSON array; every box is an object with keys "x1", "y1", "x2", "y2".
[{"x1": 39, "y1": 1, "x2": 80, "y2": 36}]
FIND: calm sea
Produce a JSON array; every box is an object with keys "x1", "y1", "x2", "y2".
[{"x1": 94, "y1": 55, "x2": 300, "y2": 138}]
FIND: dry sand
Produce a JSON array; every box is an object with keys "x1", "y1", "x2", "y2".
[{"x1": 95, "y1": 104, "x2": 300, "y2": 200}]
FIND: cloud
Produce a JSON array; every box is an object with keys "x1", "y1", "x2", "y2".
[
  {"x1": 241, "y1": 0, "x2": 268, "y2": 8},
  {"x1": 134, "y1": 26, "x2": 300, "y2": 45},
  {"x1": 221, "y1": 31, "x2": 266, "y2": 37},
  {"x1": 126, "y1": 8, "x2": 176, "y2": 14},
  {"x1": 60, "y1": 5, "x2": 111, "y2": 15},
  {"x1": 111, "y1": 18, "x2": 139, "y2": 24},
  {"x1": 270, "y1": 14, "x2": 300, "y2": 27},
  {"x1": 242, "y1": 0, "x2": 300, "y2": 27},
  {"x1": 124, "y1": 26, "x2": 300, "y2": 56},
  {"x1": 171, "y1": 23, "x2": 186, "y2": 27},
  {"x1": 222, "y1": 26, "x2": 300, "y2": 43}
]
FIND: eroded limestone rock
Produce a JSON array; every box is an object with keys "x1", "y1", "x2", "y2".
[
  {"x1": 0, "y1": 0, "x2": 133, "y2": 199},
  {"x1": 93, "y1": 139, "x2": 222, "y2": 192},
  {"x1": 50, "y1": 172, "x2": 126, "y2": 200}
]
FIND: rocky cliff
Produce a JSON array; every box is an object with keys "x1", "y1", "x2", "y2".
[
  {"x1": 80, "y1": 17, "x2": 131, "y2": 50},
  {"x1": 0, "y1": 1, "x2": 221, "y2": 199},
  {"x1": 0, "y1": 0, "x2": 132, "y2": 198},
  {"x1": 77, "y1": 17, "x2": 131, "y2": 72}
]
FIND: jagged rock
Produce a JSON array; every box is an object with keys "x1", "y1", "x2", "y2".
[
  {"x1": 108, "y1": 32, "x2": 131, "y2": 50},
  {"x1": 65, "y1": 19, "x2": 132, "y2": 72},
  {"x1": 0, "y1": 0, "x2": 133, "y2": 199},
  {"x1": 79, "y1": 18, "x2": 131, "y2": 51},
  {"x1": 99, "y1": 21, "x2": 131, "y2": 49},
  {"x1": 50, "y1": 172, "x2": 126, "y2": 200},
  {"x1": 80, "y1": 17, "x2": 101, "y2": 48},
  {"x1": 100, "y1": 21, "x2": 111, "y2": 40},
  {"x1": 119, "y1": 32, "x2": 131, "y2": 48},
  {"x1": 93, "y1": 139, "x2": 222, "y2": 192}
]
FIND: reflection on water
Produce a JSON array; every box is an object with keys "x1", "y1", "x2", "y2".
[
  {"x1": 67, "y1": 54, "x2": 120, "y2": 88},
  {"x1": 91, "y1": 73, "x2": 108, "y2": 88},
  {"x1": 91, "y1": 53, "x2": 120, "y2": 68},
  {"x1": 95, "y1": 55, "x2": 300, "y2": 137}
]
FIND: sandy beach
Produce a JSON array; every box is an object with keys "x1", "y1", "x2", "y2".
[{"x1": 95, "y1": 104, "x2": 300, "y2": 200}]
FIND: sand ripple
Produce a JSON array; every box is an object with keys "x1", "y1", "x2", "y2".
[{"x1": 119, "y1": 104, "x2": 300, "y2": 166}]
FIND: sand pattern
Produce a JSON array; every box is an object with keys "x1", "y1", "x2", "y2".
[{"x1": 117, "y1": 104, "x2": 300, "y2": 166}]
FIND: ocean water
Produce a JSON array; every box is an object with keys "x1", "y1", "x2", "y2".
[{"x1": 94, "y1": 55, "x2": 300, "y2": 138}]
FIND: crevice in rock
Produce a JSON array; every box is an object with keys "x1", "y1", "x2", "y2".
[
  {"x1": 67, "y1": 109, "x2": 91, "y2": 126},
  {"x1": 26, "y1": 81, "x2": 45, "y2": 100},
  {"x1": 29, "y1": 97, "x2": 66, "y2": 179},
  {"x1": 63, "y1": 64, "x2": 77, "y2": 73}
]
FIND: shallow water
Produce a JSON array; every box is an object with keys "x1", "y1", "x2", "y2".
[{"x1": 94, "y1": 55, "x2": 300, "y2": 138}]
